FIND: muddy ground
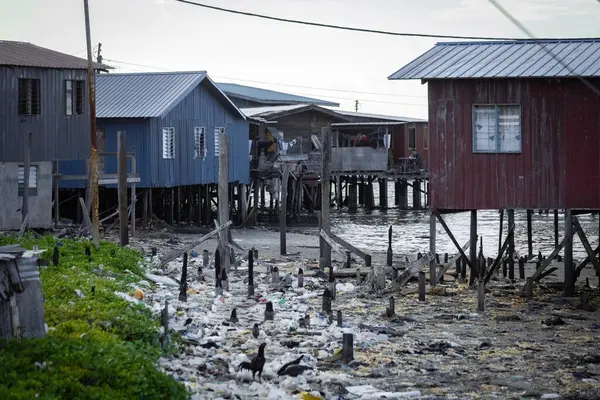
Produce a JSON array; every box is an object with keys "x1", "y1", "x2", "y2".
[{"x1": 113, "y1": 225, "x2": 600, "y2": 399}]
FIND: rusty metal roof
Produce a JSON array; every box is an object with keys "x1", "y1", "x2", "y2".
[
  {"x1": 217, "y1": 82, "x2": 339, "y2": 107},
  {"x1": 0, "y1": 40, "x2": 109, "y2": 70},
  {"x1": 388, "y1": 39, "x2": 600, "y2": 80}
]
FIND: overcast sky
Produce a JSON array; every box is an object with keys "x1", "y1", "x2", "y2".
[{"x1": 3, "y1": 0, "x2": 600, "y2": 119}]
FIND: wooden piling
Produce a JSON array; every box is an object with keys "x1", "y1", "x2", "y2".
[
  {"x1": 430, "y1": 213, "x2": 438, "y2": 286},
  {"x1": 564, "y1": 209, "x2": 575, "y2": 296},
  {"x1": 498, "y1": 209, "x2": 504, "y2": 256},
  {"x1": 477, "y1": 279, "x2": 485, "y2": 312},
  {"x1": 117, "y1": 131, "x2": 129, "y2": 246},
  {"x1": 280, "y1": 164, "x2": 290, "y2": 255},
  {"x1": 518, "y1": 257, "x2": 525, "y2": 279},
  {"x1": 322, "y1": 288, "x2": 332, "y2": 314},
  {"x1": 178, "y1": 252, "x2": 188, "y2": 302},
  {"x1": 469, "y1": 210, "x2": 478, "y2": 286},
  {"x1": 379, "y1": 178, "x2": 388, "y2": 209},
  {"x1": 526, "y1": 209, "x2": 533, "y2": 258},
  {"x1": 412, "y1": 180, "x2": 422, "y2": 209},
  {"x1": 553, "y1": 209, "x2": 559, "y2": 253},
  {"x1": 271, "y1": 266, "x2": 280, "y2": 283},
  {"x1": 203, "y1": 250, "x2": 209, "y2": 269},
  {"x1": 387, "y1": 225, "x2": 393, "y2": 267},
  {"x1": 161, "y1": 299, "x2": 169, "y2": 348},
  {"x1": 215, "y1": 249, "x2": 223, "y2": 297},
  {"x1": 297, "y1": 267, "x2": 304, "y2": 288},
  {"x1": 418, "y1": 271, "x2": 426, "y2": 302},
  {"x1": 337, "y1": 310, "x2": 342, "y2": 327},
  {"x1": 218, "y1": 131, "x2": 231, "y2": 273},
  {"x1": 320, "y1": 125, "x2": 332, "y2": 269},
  {"x1": 525, "y1": 277, "x2": 534, "y2": 300},
  {"x1": 221, "y1": 269, "x2": 229, "y2": 292},
  {"x1": 328, "y1": 266, "x2": 336, "y2": 300},
  {"x1": 264, "y1": 301, "x2": 275, "y2": 321},
  {"x1": 507, "y1": 209, "x2": 515, "y2": 281},
  {"x1": 53, "y1": 246, "x2": 59, "y2": 266},
  {"x1": 248, "y1": 250, "x2": 254, "y2": 297},
  {"x1": 388, "y1": 296, "x2": 395, "y2": 316},
  {"x1": 342, "y1": 333, "x2": 354, "y2": 362}
]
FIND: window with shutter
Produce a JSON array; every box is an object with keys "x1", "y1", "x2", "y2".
[
  {"x1": 473, "y1": 104, "x2": 521, "y2": 153},
  {"x1": 18, "y1": 165, "x2": 38, "y2": 197},
  {"x1": 194, "y1": 127, "x2": 206, "y2": 159},
  {"x1": 214, "y1": 127, "x2": 224, "y2": 156},
  {"x1": 162, "y1": 127, "x2": 175, "y2": 159},
  {"x1": 65, "y1": 80, "x2": 86, "y2": 115},
  {"x1": 18, "y1": 78, "x2": 41, "y2": 115}
]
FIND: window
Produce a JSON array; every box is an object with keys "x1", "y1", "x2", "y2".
[
  {"x1": 423, "y1": 126, "x2": 429, "y2": 149},
  {"x1": 473, "y1": 104, "x2": 521, "y2": 153},
  {"x1": 162, "y1": 127, "x2": 175, "y2": 159},
  {"x1": 408, "y1": 127, "x2": 416, "y2": 150},
  {"x1": 18, "y1": 78, "x2": 41, "y2": 115},
  {"x1": 214, "y1": 127, "x2": 224, "y2": 156},
  {"x1": 194, "y1": 127, "x2": 206, "y2": 159},
  {"x1": 65, "y1": 80, "x2": 85, "y2": 115},
  {"x1": 18, "y1": 165, "x2": 38, "y2": 197}
]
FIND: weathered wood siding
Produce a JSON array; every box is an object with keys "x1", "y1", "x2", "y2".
[
  {"x1": 0, "y1": 67, "x2": 91, "y2": 162},
  {"x1": 428, "y1": 78, "x2": 600, "y2": 211},
  {"x1": 391, "y1": 122, "x2": 429, "y2": 168},
  {"x1": 273, "y1": 111, "x2": 346, "y2": 154}
]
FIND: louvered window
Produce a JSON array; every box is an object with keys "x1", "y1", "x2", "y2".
[
  {"x1": 18, "y1": 165, "x2": 38, "y2": 197},
  {"x1": 473, "y1": 104, "x2": 521, "y2": 153},
  {"x1": 18, "y1": 78, "x2": 41, "y2": 115},
  {"x1": 66, "y1": 80, "x2": 85, "y2": 115},
  {"x1": 194, "y1": 127, "x2": 206, "y2": 159},
  {"x1": 162, "y1": 127, "x2": 175, "y2": 159},
  {"x1": 214, "y1": 127, "x2": 225, "y2": 156}
]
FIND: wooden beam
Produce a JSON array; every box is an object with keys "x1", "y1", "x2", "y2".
[
  {"x1": 280, "y1": 164, "x2": 290, "y2": 255},
  {"x1": 395, "y1": 251, "x2": 435, "y2": 287},
  {"x1": 326, "y1": 230, "x2": 372, "y2": 266},
  {"x1": 218, "y1": 131, "x2": 231, "y2": 273},
  {"x1": 484, "y1": 223, "x2": 515, "y2": 285},
  {"x1": 575, "y1": 244, "x2": 600, "y2": 278},
  {"x1": 433, "y1": 210, "x2": 474, "y2": 270},
  {"x1": 320, "y1": 125, "x2": 332, "y2": 268},
  {"x1": 319, "y1": 229, "x2": 347, "y2": 260},
  {"x1": 572, "y1": 216, "x2": 600, "y2": 276},
  {"x1": 159, "y1": 220, "x2": 232, "y2": 267},
  {"x1": 564, "y1": 210, "x2": 575, "y2": 296},
  {"x1": 437, "y1": 239, "x2": 470, "y2": 281}
]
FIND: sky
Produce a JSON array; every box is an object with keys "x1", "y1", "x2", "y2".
[{"x1": 2, "y1": 0, "x2": 600, "y2": 119}]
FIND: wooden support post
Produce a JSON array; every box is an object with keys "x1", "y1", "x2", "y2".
[
  {"x1": 469, "y1": 210, "x2": 478, "y2": 286},
  {"x1": 264, "y1": 301, "x2": 274, "y2": 321},
  {"x1": 247, "y1": 250, "x2": 254, "y2": 297},
  {"x1": 434, "y1": 211, "x2": 475, "y2": 271},
  {"x1": 484, "y1": 223, "x2": 515, "y2": 284},
  {"x1": 320, "y1": 125, "x2": 332, "y2": 269},
  {"x1": 21, "y1": 131, "x2": 32, "y2": 224},
  {"x1": 280, "y1": 164, "x2": 290, "y2": 255},
  {"x1": 117, "y1": 131, "x2": 128, "y2": 246},
  {"x1": 336, "y1": 176, "x2": 342, "y2": 210},
  {"x1": 337, "y1": 310, "x2": 343, "y2": 327},
  {"x1": 379, "y1": 178, "x2": 388, "y2": 209},
  {"x1": 572, "y1": 216, "x2": 600, "y2": 277},
  {"x1": 507, "y1": 209, "x2": 515, "y2": 281},
  {"x1": 297, "y1": 267, "x2": 304, "y2": 288},
  {"x1": 412, "y1": 180, "x2": 422, "y2": 209},
  {"x1": 322, "y1": 288, "x2": 332, "y2": 314},
  {"x1": 526, "y1": 209, "x2": 533, "y2": 258},
  {"x1": 131, "y1": 156, "x2": 136, "y2": 237},
  {"x1": 387, "y1": 225, "x2": 393, "y2": 267},
  {"x1": 179, "y1": 252, "x2": 188, "y2": 302},
  {"x1": 348, "y1": 176, "x2": 358, "y2": 211},
  {"x1": 554, "y1": 209, "x2": 559, "y2": 253},
  {"x1": 342, "y1": 333, "x2": 354, "y2": 362},
  {"x1": 399, "y1": 180, "x2": 408, "y2": 209},
  {"x1": 477, "y1": 278, "x2": 485, "y2": 312},
  {"x1": 218, "y1": 132, "x2": 231, "y2": 273},
  {"x1": 525, "y1": 277, "x2": 534, "y2": 300},
  {"x1": 430, "y1": 213, "x2": 437, "y2": 286},
  {"x1": 564, "y1": 209, "x2": 575, "y2": 296},
  {"x1": 418, "y1": 271, "x2": 426, "y2": 301},
  {"x1": 498, "y1": 209, "x2": 504, "y2": 256},
  {"x1": 518, "y1": 257, "x2": 525, "y2": 279}
]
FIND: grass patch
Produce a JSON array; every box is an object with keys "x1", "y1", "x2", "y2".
[{"x1": 0, "y1": 233, "x2": 189, "y2": 400}]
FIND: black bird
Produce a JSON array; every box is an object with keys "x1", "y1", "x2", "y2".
[
  {"x1": 237, "y1": 343, "x2": 267, "y2": 382},
  {"x1": 230, "y1": 309, "x2": 238, "y2": 324},
  {"x1": 278, "y1": 364, "x2": 313, "y2": 378},
  {"x1": 252, "y1": 323, "x2": 260, "y2": 339},
  {"x1": 277, "y1": 355, "x2": 304, "y2": 376}
]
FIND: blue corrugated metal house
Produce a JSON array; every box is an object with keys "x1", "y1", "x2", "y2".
[{"x1": 95, "y1": 71, "x2": 249, "y2": 188}]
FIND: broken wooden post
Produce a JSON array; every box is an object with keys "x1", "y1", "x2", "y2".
[
  {"x1": 197, "y1": 266, "x2": 204, "y2": 282},
  {"x1": 271, "y1": 266, "x2": 279, "y2": 283},
  {"x1": 178, "y1": 252, "x2": 188, "y2": 302},
  {"x1": 564, "y1": 209, "x2": 575, "y2": 296},
  {"x1": 444, "y1": 253, "x2": 449, "y2": 263},
  {"x1": 85, "y1": 246, "x2": 91, "y2": 262},
  {"x1": 221, "y1": 269, "x2": 229, "y2": 292},
  {"x1": 218, "y1": 131, "x2": 231, "y2": 273},
  {"x1": 518, "y1": 257, "x2": 525, "y2": 280},
  {"x1": 230, "y1": 308, "x2": 238, "y2": 323},
  {"x1": 264, "y1": 301, "x2": 275, "y2": 321},
  {"x1": 477, "y1": 278, "x2": 485, "y2": 312},
  {"x1": 391, "y1": 267, "x2": 398, "y2": 281},
  {"x1": 469, "y1": 210, "x2": 478, "y2": 286},
  {"x1": 52, "y1": 246, "x2": 59, "y2": 266},
  {"x1": 248, "y1": 250, "x2": 255, "y2": 297},
  {"x1": 455, "y1": 257, "x2": 462, "y2": 276},
  {"x1": 337, "y1": 310, "x2": 342, "y2": 327},
  {"x1": 117, "y1": 131, "x2": 129, "y2": 246},
  {"x1": 342, "y1": 333, "x2": 354, "y2": 362},
  {"x1": 430, "y1": 213, "x2": 437, "y2": 286},
  {"x1": 356, "y1": 268, "x2": 362, "y2": 285},
  {"x1": 322, "y1": 288, "x2": 332, "y2": 314},
  {"x1": 161, "y1": 299, "x2": 169, "y2": 348},
  {"x1": 388, "y1": 296, "x2": 395, "y2": 317},
  {"x1": 553, "y1": 209, "x2": 559, "y2": 254},
  {"x1": 508, "y1": 209, "x2": 515, "y2": 281},
  {"x1": 527, "y1": 209, "x2": 533, "y2": 258},
  {"x1": 280, "y1": 163, "x2": 290, "y2": 255},
  {"x1": 320, "y1": 125, "x2": 332, "y2": 270},
  {"x1": 345, "y1": 251, "x2": 351, "y2": 269},
  {"x1": 418, "y1": 271, "x2": 426, "y2": 301},
  {"x1": 525, "y1": 277, "x2": 534, "y2": 300},
  {"x1": 202, "y1": 250, "x2": 209, "y2": 269},
  {"x1": 328, "y1": 266, "x2": 336, "y2": 301},
  {"x1": 215, "y1": 249, "x2": 223, "y2": 297},
  {"x1": 151, "y1": 247, "x2": 157, "y2": 257},
  {"x1": 387, "y1": 225, "x2": 393, "y2": 267},
  {"x1": 297, "y1": 267, "x2": 304, "y2": 288}
]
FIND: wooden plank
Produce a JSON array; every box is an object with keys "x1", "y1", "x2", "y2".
[
  {"x1": 395, "y1": 251, "x2": 435, "y2": 287},
  {"x1": 319, "y1": 229, "x2": 347, "y2": 260},
  {"x1": 575, "y1": 244, "x2": 600, "y2": 277},
  {"x1": 327, "y1": 230, "x2": 372, "y2": 266},
  {"x1": 117, "y1": 131, "x2": 129, "y2": 246},
  {"x1": 433, "y1": 210, "x2": 474, "y2": 270},
  {"x1": 78, "y1": 197, "x2": 93, "y2": 236},
  {"x1": 573, "y1": 216, "x2": 600, "y2": 276},
  {"x1": 484, "y1": 223, "x2": 515, "y2": 285},
  {"x1": 436, "y1": 239, "x2": 470, "y2": 281},
  {"x1": 159, "y1": 221, "x2": 232, "y2": 267}
]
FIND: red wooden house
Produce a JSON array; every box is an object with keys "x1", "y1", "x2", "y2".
[{"x1": 389, "y1": 38, "x2": 600, "y2": 293}]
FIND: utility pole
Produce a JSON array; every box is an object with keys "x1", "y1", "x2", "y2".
[
  {"x1": 354, "y1": 100, "x2": 359, "y2": 112},
  {"x1": 84, "y1": 0, "x2": 100, "y2": 249}
]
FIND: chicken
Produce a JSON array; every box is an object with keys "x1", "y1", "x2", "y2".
[
  {"x1": 237, "y1": 342, "x2": 267, "y2": 382},
  {"x1": 252, "y1": 323, "x2": 260, "y2": 339}
]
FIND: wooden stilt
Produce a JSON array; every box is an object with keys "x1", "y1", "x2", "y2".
[
  {"x1": 469, "y1": 210, "x2": 477, "y2": 286},
  {"x1": 498, "y1": 209, "x2": 504, "y2": 256},
  {"x1": 320, "y1": 125, "x2": 332, "y2": 270},
  {"x1": 526, "y1": 209, "x2": 533, "y2": 258},
  {"x1": 117, "y1": 131, "x2": 129, "y2": 246},
  {"x1": 554, "y1": 209, "x2": 559, "y2": 254},
  {"x1": 430, "y1": 213, "x2": 437, "y2": 286},
  {"x1": 508, "y1": 209, "x2": 515, "y2": 281},
  {"x1": 564, "y1": 209, "x2": 574, "y2": 296},
  {"x1": 280, "y1": 164, "x2": 289, "y2": 255}
]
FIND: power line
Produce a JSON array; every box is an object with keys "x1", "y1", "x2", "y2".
[
  {"x1": 103, "y1": 57, "x2": 429, "y2": 104},
  {"x1": 173, "y1": 0, "x2": 528, "y2": 41},
  {"x1": 488, "y1": 0, "x2": 600, "y2": 97}
]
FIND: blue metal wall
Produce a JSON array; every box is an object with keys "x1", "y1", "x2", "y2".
[
  {"x1": 0, "y1": 66, "x2": 91, "y2": 163},
  {"x1": 97, "y1": 81, "x2": 249, "y2": 188}
]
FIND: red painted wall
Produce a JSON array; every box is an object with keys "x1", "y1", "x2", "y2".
[
  {"x1": 391, "y1": 122, "x2": 429, "y2": 169},
  {"x1": 427, "y1": 78, "x2": 600, "y2": 211}
]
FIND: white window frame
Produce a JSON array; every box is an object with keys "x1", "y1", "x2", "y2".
[
  {"x1": 162, "y1": 127, "x2": 175, "y2": 159},
  {"x1": 472, "y1": 104, "x2": 522, "y2": 154},
  {"x1": 65, "y1": 79, "x2": 85, "y2": 116},
  {"x1": 18, "y1": 165, "x2": 38, "y2": 197},
  {"x1": 193, "y1": 127, "x2": 206, "y2": 160},
  {"x1": 214, "y1": 127, "x2": 225, "y2": 157}
]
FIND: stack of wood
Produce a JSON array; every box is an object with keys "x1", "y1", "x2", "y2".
[{"x1": 0, "y1": 245, "x2": 26, "y2": 301}]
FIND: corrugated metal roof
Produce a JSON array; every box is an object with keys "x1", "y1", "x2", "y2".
[
  {"x1": 388, "y1": 39, "x2": 600, "y2": 80},
  {"x1": 96, "y1": 71, "x2": 206, "y2": 118},
  {"x1": 217, "y1": 82, "x2": 340, "y2": 107},
  {"x1": 331, "y1": 109, "x2": 427, "y2": 123},
  {"x1": 0, "y1": 40, "x2": 109, "y2": 70},
  {"x1": 240, "y1": 104, "x2": 309, "y2": 118}
]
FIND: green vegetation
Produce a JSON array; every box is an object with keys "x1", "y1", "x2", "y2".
[{"x1": 0, "y1": 234, "x2": 189, "y2": 400}]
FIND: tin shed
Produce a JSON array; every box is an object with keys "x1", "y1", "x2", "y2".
[{"x1": 95, "y1": 71, "x2": 249, "y2": 188}]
